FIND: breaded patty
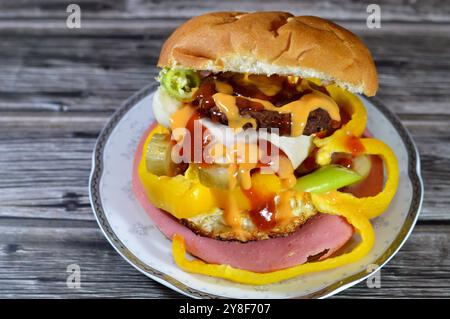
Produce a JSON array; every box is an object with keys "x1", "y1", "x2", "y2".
[{"x1": 181, "y1": 192, "x2": 317, "y2": 242}]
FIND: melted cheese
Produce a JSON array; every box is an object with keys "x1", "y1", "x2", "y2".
[
  {"x1": 214, "y1": 80, "x2": 234, "y2": 95},
  {"x1": 235, "y1": 74, "x2": 283, "y2": 96},
  {"x1": 237, "y1": 162, "x2": 257, "y2": 190},
  {"x1": 277, "y1": 155, "x2": 296, "y2": 189},
  {"x1": 170, "y1": 105, "x2": 196, "y2": 132},
  {"x1": 213, "y1": 93, "x2": 257, "y2": 130},
  {"x1": 223, "y1": 164, "x2": 244, "y2": 235}
]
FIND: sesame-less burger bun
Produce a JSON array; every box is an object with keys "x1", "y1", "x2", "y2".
[{"x1": 158, "y1": 11, "x2": 378, "y2": 96}]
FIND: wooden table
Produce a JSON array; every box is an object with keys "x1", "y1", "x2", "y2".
[{"x1": 0, "y1": 0, "x2": 449, "y2": 298}]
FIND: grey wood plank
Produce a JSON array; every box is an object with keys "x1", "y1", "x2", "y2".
[
  {"x1": 0, "y1": 218, "x2": 180, "y2": 298},
  {"x1": 0, "y1": 0, "x2": 449, "y2": 22},
  {"x1": 0, "y1": 22, "x2": 449, "y2": 115},
  {"x1": 0, "y1": 222, "x2": 448, "y2": 298},
  {"x1": 338, "y1": 224, "x2": 450, "y2": 298}
]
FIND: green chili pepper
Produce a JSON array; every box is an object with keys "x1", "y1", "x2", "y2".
[
  {"x1": 160, "y1": 68, "x2": 200, "y2": 101},
  {"x1": 294, "y1": 164, "x2": 363, "y2": 193}
]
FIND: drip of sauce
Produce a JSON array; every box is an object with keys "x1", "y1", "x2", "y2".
[
  {"x1": 234, "y1": 74, "x2": 283, "y2": 97},
  {"x1": 346, "y1": 135, "x2": 366, "y2": 156},
  {"x1": 204, "y1": 137, "x2": 259, "y2": 190},
  {"x1": 334, "y1": 156, "x2": 353, "y2": 169},
  {"x1": 277, "y1": 155, "x2": 297, "y2": 189},
  {"x1": 239, "y1": 155, "x2": 297, "y2": 231},
  {"x1": 213, "y1": 93, "x2": 257, "y2": 130},
  {"x1": 218, "y1": 153, "x2": 296, "y2": 231},
  {"x1": 214, "y1": 80, "x2": 234, "y2": 95},
  {"x1": 274, "y1": 156, "x2": 297, "y2": 225},
  {"x1": 237, "y1": 162, "x2": 257, "y2": 190},
  {"x1": 212, "y1": 91, "x2": 341, "y2": 136},
  {"x1": 251, "y1": 199, "x2": 277, "y2": 231},
  {"x1": 222, "y1": 161, "x2": 268, "y2": 233},
  {"x1": 170, "y1": 105, "x2": 196, "y2": 132},
  {"x1": 193, "y1": 79, "x2": 216, "y2": 111},
  {"x1": 243, "y1": 187, "x2": 277, "y2": 231},
  {"x1": 223, "y1": 164, "x2": 242, "y2": 232}
]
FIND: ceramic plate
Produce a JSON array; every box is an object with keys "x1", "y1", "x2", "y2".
[{"x1": 89, "y1": 82, "x2": 424, "y2": 298}]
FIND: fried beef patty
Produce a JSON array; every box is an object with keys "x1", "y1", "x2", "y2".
[{"x1": 192, "y1": 76, "x2": 339, "y2": 136}]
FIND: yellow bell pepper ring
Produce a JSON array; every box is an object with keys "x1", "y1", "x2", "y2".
[
  {"x1": 172, "y1": 208, "x2": 375, "y2": 285},
  {"x1": 328, "y1": 85, "x2": 368, "y2": 138},
  {"x1": 314, "y1": 138, "x2": 399, "y2": 219},
  {"x1": 315, "y1": 85, "x2": 367, "y2": 150},
  {"x1": 138, "y1": 124, "x2": 217, "y2": 219}
]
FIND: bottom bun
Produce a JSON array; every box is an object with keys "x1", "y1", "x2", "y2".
[{"x1": 132, "y1": 124, "x2": 354, "y2": 273}]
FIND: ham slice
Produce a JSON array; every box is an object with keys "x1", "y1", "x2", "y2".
[{"x1": 132, "y1": 124, "x2": 354, "y2": 272}]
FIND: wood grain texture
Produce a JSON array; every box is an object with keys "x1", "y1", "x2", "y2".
[
  {"x1": 0, "y1": 222, "x2": 448, "y2": 298},
  {"x1": 0, "y1": 0, "x2": 449, "y2": 22},
  {"x1": 0, "y1": 0, "x2": 449, "y2": 298}
]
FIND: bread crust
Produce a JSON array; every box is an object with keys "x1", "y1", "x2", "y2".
[{"x1": 158, "y1": 12, "x2": 378, "y2": 96}]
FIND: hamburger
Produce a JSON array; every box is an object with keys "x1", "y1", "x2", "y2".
[{"x1": 132, "y1": 12, "x2": 399, "y2": 284}]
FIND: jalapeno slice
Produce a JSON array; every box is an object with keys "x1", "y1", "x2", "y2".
[{"x1": 160, "y1": 68, "x2": 200, "y2": 101}]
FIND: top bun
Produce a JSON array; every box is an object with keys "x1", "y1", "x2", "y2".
[{"x1": 158, "y1": 12, "x2": 378, "y2": 96}]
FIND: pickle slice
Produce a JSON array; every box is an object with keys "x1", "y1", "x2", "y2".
[
  {"x1": 352, "y1": 155, "x2": 372, "y2": 179},
  {"x1": 198, "y1": 165, "x2": 231, "y2": 190},
  {"x1": 146, "y1": 133, "x2": 179, "y2": 177}
]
